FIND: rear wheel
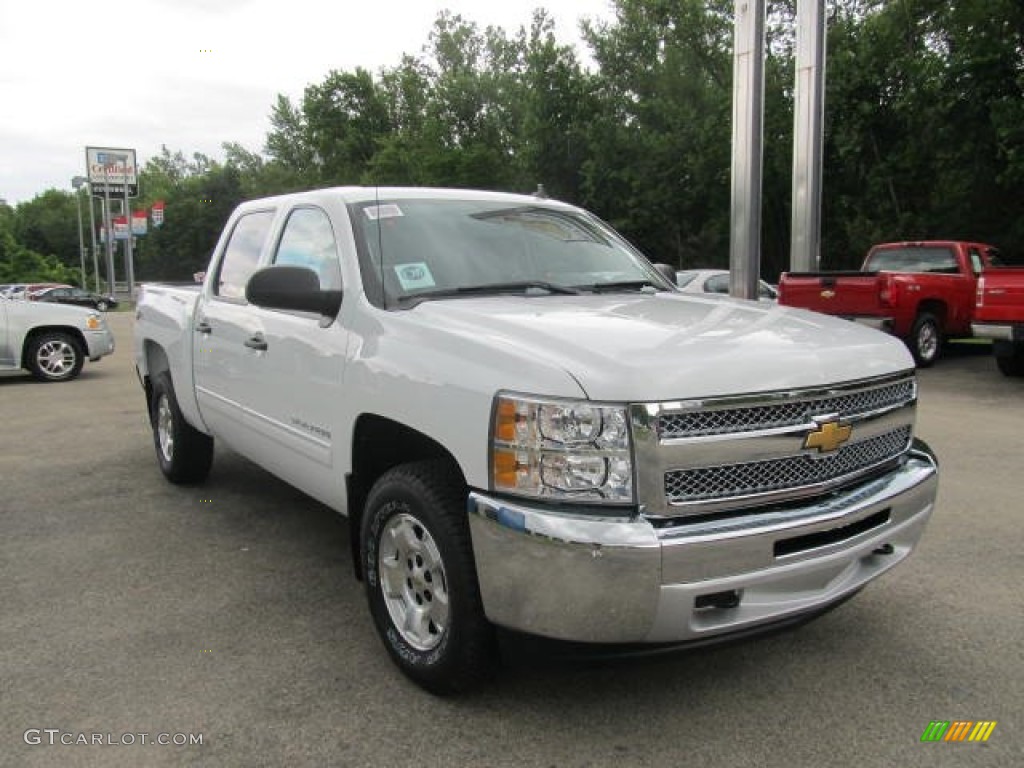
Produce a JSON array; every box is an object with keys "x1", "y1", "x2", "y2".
[
  {"x1": 361, "y1": 460, "x2": 495, "y2": 694},
  {"x1": 96, "y1": 299, "x2": 109, "y2": 312},
  {"x1": 150, "y1": 372, "x2": 214, "y2": 484},
  {"x1": 909, "y1": 312, "x2": 942, "y2": 367},
  {"x1": 26, "y1": 331, "x2": 84, "y2": 382}
]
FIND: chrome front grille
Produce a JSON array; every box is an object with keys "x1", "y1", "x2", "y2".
[
  {"x1": 630, "y1": 372, "x2": 918, "y2": 519},
  {"x1": 658, "y1": 378, "x2": 915, "y2": 439},
  {"x1": 664, "y1": 426, "x2": 912, "y2": 504}
]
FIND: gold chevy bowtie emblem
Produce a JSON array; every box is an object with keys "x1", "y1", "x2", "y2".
[
  {"x1": 804, "y1": 420, "x2": 852, "y2": 453},
  {"x1": 820, "y1": 289, "x2": 836, "y2": 299}
]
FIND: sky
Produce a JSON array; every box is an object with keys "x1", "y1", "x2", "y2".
[{"x1": 0, "y1": 0, "x2": 614, "y2": 205}]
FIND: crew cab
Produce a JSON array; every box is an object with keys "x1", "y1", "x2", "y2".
[
  {"x1": 973, "y1": 267, "x2": 1024, "y2": 376},
  {"x1": 133, "y1": 187, "x2": 939, "y2": 693},
  {"x1": 778, "y1": 241, "x2": 1003, "y2": 366},
  {"x1": 0, "y1": 293, "x2": 115, "y2": 381}
]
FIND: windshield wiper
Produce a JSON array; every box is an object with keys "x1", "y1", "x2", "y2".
[
  {"x1": 577, "y1": 280, "x2": 662, "y2": 294},
  {"x1": 396, "y1": 281, "x2": 582, "y2": 305}
]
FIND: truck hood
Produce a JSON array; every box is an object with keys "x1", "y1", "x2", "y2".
[
  {"x1": 1, "y1": 297, "x2": 98, "y2": 325},
  {"x1": 409, "y1": 292, "x2": 914, "y2": 401}
]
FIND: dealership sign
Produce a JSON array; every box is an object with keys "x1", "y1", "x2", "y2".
[{"x1": 85, "y1": 146, "x2": 138, "y2": 197}]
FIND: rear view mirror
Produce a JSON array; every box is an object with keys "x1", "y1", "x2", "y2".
[{"x1": 246, "y1": 266, "x2": 343, "y2": 317}]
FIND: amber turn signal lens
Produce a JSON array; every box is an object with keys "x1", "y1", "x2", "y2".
[
  {"x1": 495, "y1": 398, "x2": 517, "y2": 443},
  {"x1": 492, "y1": 449, "x2": 518, "y2": 488}
]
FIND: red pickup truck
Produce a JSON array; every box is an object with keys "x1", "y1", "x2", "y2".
[
  {"x1": 778, "y1": 241, "x2": 1003, "y2": 366},
  {"x1": 973, "y1": 267, "x2": 1024, "y2": 376}
]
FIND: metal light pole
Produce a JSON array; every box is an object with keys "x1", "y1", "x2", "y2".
[
  {"x1": 123, "y1": 169, "x2": 135, "y2": 301},
  {"x1": 71, "y1": 176, "x2": 88, "y2": 287},
  {"x1": 102, "y1": 163, "x2": 116, "y2": 294},
  {"x1": 729, "y1": 0, "x2": 766, "y2": 301},
  {"x1": 791, "y1": 0, "x2": 827, "y2": 272},
  {"x1": 87, "y1": 186, "x2": 100, "y2": 292}
]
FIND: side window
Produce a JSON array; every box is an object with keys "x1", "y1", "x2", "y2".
[
  {"x1": 214, "y1": 210, "x2": 276, "y2": 300},
  {"x1": 272, "y1": 207, "x2": 342, "y2": 291},
  {"x1": 676, "y1": 271, "x2": 698, "y2": 288},
  {"x1": 968, "y1": 248, "x2": 983, "y2": 275},
  {"x1": 704, "y1": 274, "x2": 730, "y2": 294}
]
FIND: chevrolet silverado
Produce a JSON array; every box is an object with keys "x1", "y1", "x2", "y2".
[{"x1": 134, "y1": 188, "x2": 939, "y2": 693}]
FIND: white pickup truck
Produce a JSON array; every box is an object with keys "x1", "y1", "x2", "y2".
[
  {"x1": 134, "y1": 187, "x2": 939, "y2": 693},
  {"x1": 1, "y1": 294, "x2": 115, "y2": 381}
]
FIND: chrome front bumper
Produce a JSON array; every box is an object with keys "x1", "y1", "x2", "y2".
[
  {"x1": 467, "y1": 442, "x2": 938, "y2": 644},
  {"x1": 84, "y1": 328, "x2": 115, "y2": 361}
]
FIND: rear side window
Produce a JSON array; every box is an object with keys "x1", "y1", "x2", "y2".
[
  {"x1": 968, "y1": 248, "x2": 984, "y2": 275},
  {"x1": 215, "y1": 210, "x2": 276, "y2": 299}
]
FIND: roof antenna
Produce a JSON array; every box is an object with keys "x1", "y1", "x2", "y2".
[{"x1": 534, "y1": 183, "x2": 548, "y2": 199}]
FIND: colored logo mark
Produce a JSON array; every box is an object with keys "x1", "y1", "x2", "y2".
[
  {"x1": 803, "y1": 419, "x2": 852, "y2": 453},
  {"x1": 920, "y1": 720, "x2": 997, "y2": 743}
]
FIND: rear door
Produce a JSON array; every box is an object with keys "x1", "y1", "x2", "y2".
[{"x1": 193, "y1": 208, "x2": 277, "y2": 453}]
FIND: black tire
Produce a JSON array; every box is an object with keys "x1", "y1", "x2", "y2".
[
  {"x1": 361, "y1": 460, "x2": 495, "y2": 694},
  {"x1": 909, "y1": 312, "x2": 942, "y2": 367},
  {"x1": 96, "y1": 299, "x2": 109, "y2": 312},
  {"x1": 995, "y1": 351, "x2": 1024, "y2": 377},
  {"x1": 150, "y1": 372, "x2": 214, "y2": 484},
  {"x1": 25, "y1": 331, "x2": 84, "y2": 382}
]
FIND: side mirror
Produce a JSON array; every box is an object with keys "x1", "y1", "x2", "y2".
[
  {"x1": 246, "y1": 265, "x2": 343, "y2": 317},
  {"x1": 652, "y1": 263, "x2": 678, "y2": 286}
]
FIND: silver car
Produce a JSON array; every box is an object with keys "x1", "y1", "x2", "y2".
[{"x1": 676, "y1": 268, "x2": 778, "y2": 302}]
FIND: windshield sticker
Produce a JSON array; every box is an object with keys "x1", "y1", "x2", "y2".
[
  {"x1": 394, "y1": 262, "x2": 436, "y2": 291},
  {"x1": 364, "y1": 203, "x2": 404, "y2": 221}
]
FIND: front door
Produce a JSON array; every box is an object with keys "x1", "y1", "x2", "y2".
[{"x1": 241, "y1": 205, "x2": 350, "y2": 507}]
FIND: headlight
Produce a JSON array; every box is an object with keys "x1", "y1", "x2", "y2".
[{"x1": 491, "y1": 393, "x2": 634, "y2": 504}]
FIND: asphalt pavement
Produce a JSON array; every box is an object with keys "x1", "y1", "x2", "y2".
[{"x1": 1, "y1": 312, "x2": 1021, "y2": 767}]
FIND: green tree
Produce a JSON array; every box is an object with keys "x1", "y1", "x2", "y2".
[
  {"x1": 134, "y1": 152, "x2": 245, "y2": 280},
  {"x1": 12, "y1": 189, "x2": 81, "y2": 277},
  {"x1": 580, "y1": 0, "x2": 735, "y2": 266}
]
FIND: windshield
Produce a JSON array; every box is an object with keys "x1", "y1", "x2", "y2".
[{"x1": 349, "y1": 198, "x2": 668, "y2": 307}]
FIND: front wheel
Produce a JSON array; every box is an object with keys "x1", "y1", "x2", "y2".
[
  {"x1": 909, "y1": 312, "x2": 942, "y2": 367},
  {"x1": 995, "y1": 350, "x2": 1024, "y2": 377},
  {"x1": 26, "y1": 331, "x2": 84, "y2": 382},
  {"x1": 150, "y1": 372, "x2": 214, "y2": 484},
  {"x1": 96, "y1": 299, "x2": 109, "y2": 312},
  {"x1": 361, "y1": 460, "x2": 495, "y2": 694}
]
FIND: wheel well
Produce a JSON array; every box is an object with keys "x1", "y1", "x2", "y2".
[
  {"x1": 346, "y1": 414, "x2": 464, "y2": 580},
  {"x1": 22, "y1": 326, "x2": 87, "y2": 368},
  {"x1": 915, "y1": 299, "x2": 947, "y2": 327},
  {"x1": 141, "y1": 342, "x2": 171, "y2": 415}
]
